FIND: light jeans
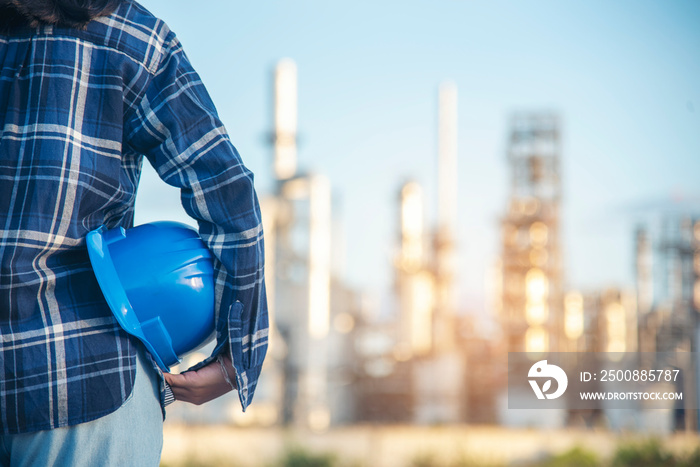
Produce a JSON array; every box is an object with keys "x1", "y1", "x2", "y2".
[{"x1": 0, "y1": 347, "x2": 163, "y2": 467}]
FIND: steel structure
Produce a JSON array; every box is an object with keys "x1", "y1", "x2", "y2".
[
  {"x1": 389, "y1": 83, "x2": 466, "y2": 425},
  {"x1": 261, "y1": 59, "x2": 337, "y2": 430},
  {"x1": 395, "y1": 181, "x2": 433, "y2": 357},
  {"x1": 636, "y1": 216, "x2": 700, "y2": 430},
  {"x1": 500, "y1": 112, "x2": 565, "y2": 353}
]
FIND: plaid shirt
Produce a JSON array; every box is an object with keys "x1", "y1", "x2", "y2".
[{"x1": 0, "y1": 1, "x2": 268, "y2": 434}]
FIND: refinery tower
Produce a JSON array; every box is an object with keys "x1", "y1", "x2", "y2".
[
  {"x1": 259, "y1": 59, "x2": 359, "y2": 431},
  {"x1": 394, "y1": 82, "x2": 465, "y2": 424},
  {"x1": 499, "y1": 113, "x2": 565, "y2": 353}
]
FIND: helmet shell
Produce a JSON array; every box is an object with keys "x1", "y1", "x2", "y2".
[{"x1": 86, "y1": 221, "x2": 215, "y2": 371}]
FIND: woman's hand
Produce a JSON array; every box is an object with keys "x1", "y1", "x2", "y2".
[{"x1": 163, "y1": 354, "x2": 237, "y2": 405}]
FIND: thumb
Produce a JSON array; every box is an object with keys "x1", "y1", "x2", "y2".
[{"x1": 163, "y1": 371, "x2": 187, "y2": 387}]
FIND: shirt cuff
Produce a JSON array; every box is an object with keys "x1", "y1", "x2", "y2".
[{"x1": 163, "y1": 381, "x2": 175, "y2": 406}]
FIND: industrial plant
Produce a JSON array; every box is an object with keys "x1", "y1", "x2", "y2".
[{"x1": 165, "y1": 58, "x2": 700, "y2": 434}]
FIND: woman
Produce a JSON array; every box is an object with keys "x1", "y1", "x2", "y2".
[{"x1": 0, "y1": 1, "x2": 268, "y2": 465}]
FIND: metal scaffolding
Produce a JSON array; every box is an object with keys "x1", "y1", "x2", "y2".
[
  {"x1": 636, "y1": 216, "x2": 700, "y2": 430},
  {"x1": 500, "y1": 112, "x2": 565, "y2": 353}
]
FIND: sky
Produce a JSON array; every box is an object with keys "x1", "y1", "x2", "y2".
[{"x1": 133, "y1": 0, "x2": 700, "y2": 316}]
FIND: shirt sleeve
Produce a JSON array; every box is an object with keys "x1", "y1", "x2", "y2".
[{"x1": 123, "y1": 30, "x2": 268, "y2": 411}]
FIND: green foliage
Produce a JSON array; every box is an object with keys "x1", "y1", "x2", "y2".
[
  {"x1": 611, "y1": 439, "x2": 675, "y2": 467},
  {"x1": 532, "y1": 442, "x2": 700, "y2": 467},
  {"x1": 679, "y1": 446, "x2": 700, "y2": 467},
  {"x1": 160, "y1": 439, "x2": 700, "y2": 467},
  {"x1": 539, "y1": 447, "x2": 600, "y2": 467},
  {"x1": 277, "y1": 446, "x2": 336, "y2": 467}
]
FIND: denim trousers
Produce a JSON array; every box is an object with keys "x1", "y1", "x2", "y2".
[{"x1": 0, "y1": 347, "x2": 163, "y2": 467}]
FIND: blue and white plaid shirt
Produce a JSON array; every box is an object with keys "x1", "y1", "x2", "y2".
[{"x1": 0, "y1": 0, "x2": 268, "y2": 434}]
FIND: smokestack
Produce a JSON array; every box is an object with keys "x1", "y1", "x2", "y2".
[
  {"x1": 433, "y1": 81, "x2": 458, "y2": 352},
  {"x1": 397, "y1": 181, "x2": 433, "y2": 357},
  {"x1": 437, "y1": 81, "x2": 458, "y2": 236},
  {"x1": 635, "y1": 226, "x2": 653, "y2": 315},
  {"x1": 273, "y1": 59, "x2": 298, "y2": 180}
]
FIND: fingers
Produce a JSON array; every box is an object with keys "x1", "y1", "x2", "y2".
[{"x1": 163, "y1": 362, "x2": 234, "y2": 405}]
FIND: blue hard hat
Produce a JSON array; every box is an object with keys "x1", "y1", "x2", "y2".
[{"x1": 86, "y1": 221, "x2": 216, "y2": 372}]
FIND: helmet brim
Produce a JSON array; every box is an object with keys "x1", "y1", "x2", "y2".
[{"x1": 86, "y1": 226, "x2": 176, "y2": 372}]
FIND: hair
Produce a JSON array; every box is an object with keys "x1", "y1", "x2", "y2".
[{"x1": 0, "y1": 0, "x2": 123, "y2": 32}]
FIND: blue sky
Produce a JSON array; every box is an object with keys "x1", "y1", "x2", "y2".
[{"x1": 134, "y1": 0, "x2": 700, "y2": 315}]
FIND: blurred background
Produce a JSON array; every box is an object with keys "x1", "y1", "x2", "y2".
[{"x1": 133, "y1": 1, "x2": 700, "y2": 465}]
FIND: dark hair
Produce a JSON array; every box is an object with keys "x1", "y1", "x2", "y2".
[{"x1": 0, "y1": 0, "x2": 123, "y2": 31}]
